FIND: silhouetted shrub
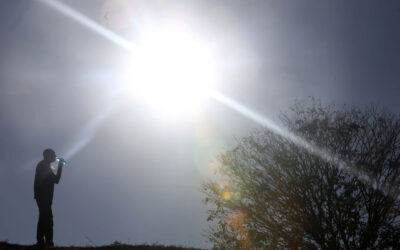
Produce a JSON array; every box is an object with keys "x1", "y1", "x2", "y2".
[{"x1": 203, "y1": 99, "x2": 400, "y2": 249}]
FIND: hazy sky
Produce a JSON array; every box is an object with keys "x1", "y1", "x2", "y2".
[{"x1": 1, "y1": 0, "x2": 399, "y2": 248}]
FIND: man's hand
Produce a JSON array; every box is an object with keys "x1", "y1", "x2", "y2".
[
  {"x1": 55, "y1": 159, "x2": 63, "y2": 184},
  {"x1": 58, "y1": 161, "x2": 64, "y2": 168}
]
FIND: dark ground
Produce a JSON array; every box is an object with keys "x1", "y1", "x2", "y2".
[{"x1": 0, "y1": 242, "x2": 203, "y2": 250}]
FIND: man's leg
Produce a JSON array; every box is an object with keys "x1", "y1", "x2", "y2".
[
  {"x1": 35, "y1": 199, "x2": 45, "y2": 246},
  {"x1": 43, "y1": 201, "x2": 54, "y2": 246}
]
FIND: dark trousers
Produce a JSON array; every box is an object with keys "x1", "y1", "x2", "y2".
[{"x1": 35, "y1": 198, "x2": 53, "y2": 245}]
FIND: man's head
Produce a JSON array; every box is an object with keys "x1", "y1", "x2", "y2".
[{"x1": 43, "y1": 148, "x2": 56, "y2": 162}]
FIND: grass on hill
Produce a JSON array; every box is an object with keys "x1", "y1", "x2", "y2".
[{"x1": 0, "y1": 241, "x2": 203, "y2": 250}]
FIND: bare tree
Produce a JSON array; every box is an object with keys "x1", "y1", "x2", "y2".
[{"x1": 203, "y1": 100, "x2": 400, "y2": 249}]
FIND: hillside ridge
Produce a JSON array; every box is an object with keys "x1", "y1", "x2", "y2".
[{"x1": 0, "y1": 242, "x2": 203, "y2": 250}]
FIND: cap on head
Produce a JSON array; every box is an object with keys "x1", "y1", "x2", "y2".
[{"x1": 43, "y1": 148, "x2": 56, "y2": 161}]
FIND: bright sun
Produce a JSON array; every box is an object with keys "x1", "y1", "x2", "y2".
[{"x1": 125, "y1": 28, "x2": 217, "y2": 116}]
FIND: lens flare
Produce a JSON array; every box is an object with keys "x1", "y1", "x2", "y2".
[
  {"x1": 37, "y1": 0, "x2": 136, "y2": 52},
  {"x1": 227, "y1": 211, "x2": 252, "y2": 249},
  {"x1": 221, "y1": 190, "x2": 232, "y2": 200}
]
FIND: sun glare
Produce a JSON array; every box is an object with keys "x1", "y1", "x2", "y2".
[{"x1": 126, "y1": 28, "x2": 217, "y2": 116}]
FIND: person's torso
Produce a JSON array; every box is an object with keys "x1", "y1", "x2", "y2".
[{"x1": 34, "y1": 161, "x2": 55, "y2": 200}]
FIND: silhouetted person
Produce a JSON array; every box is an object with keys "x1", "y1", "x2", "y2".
[{"x1": 34, "y1": 149, "x2": 63, "y2": 247}]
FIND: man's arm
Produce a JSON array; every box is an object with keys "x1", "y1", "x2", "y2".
[{"x1": 54, "y1": 164, "x2": 63, "y2": 184}]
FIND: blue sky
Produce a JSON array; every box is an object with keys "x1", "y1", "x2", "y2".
[{"x1": 0, "y1": 0, "x2": 399, "y2": 248}]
